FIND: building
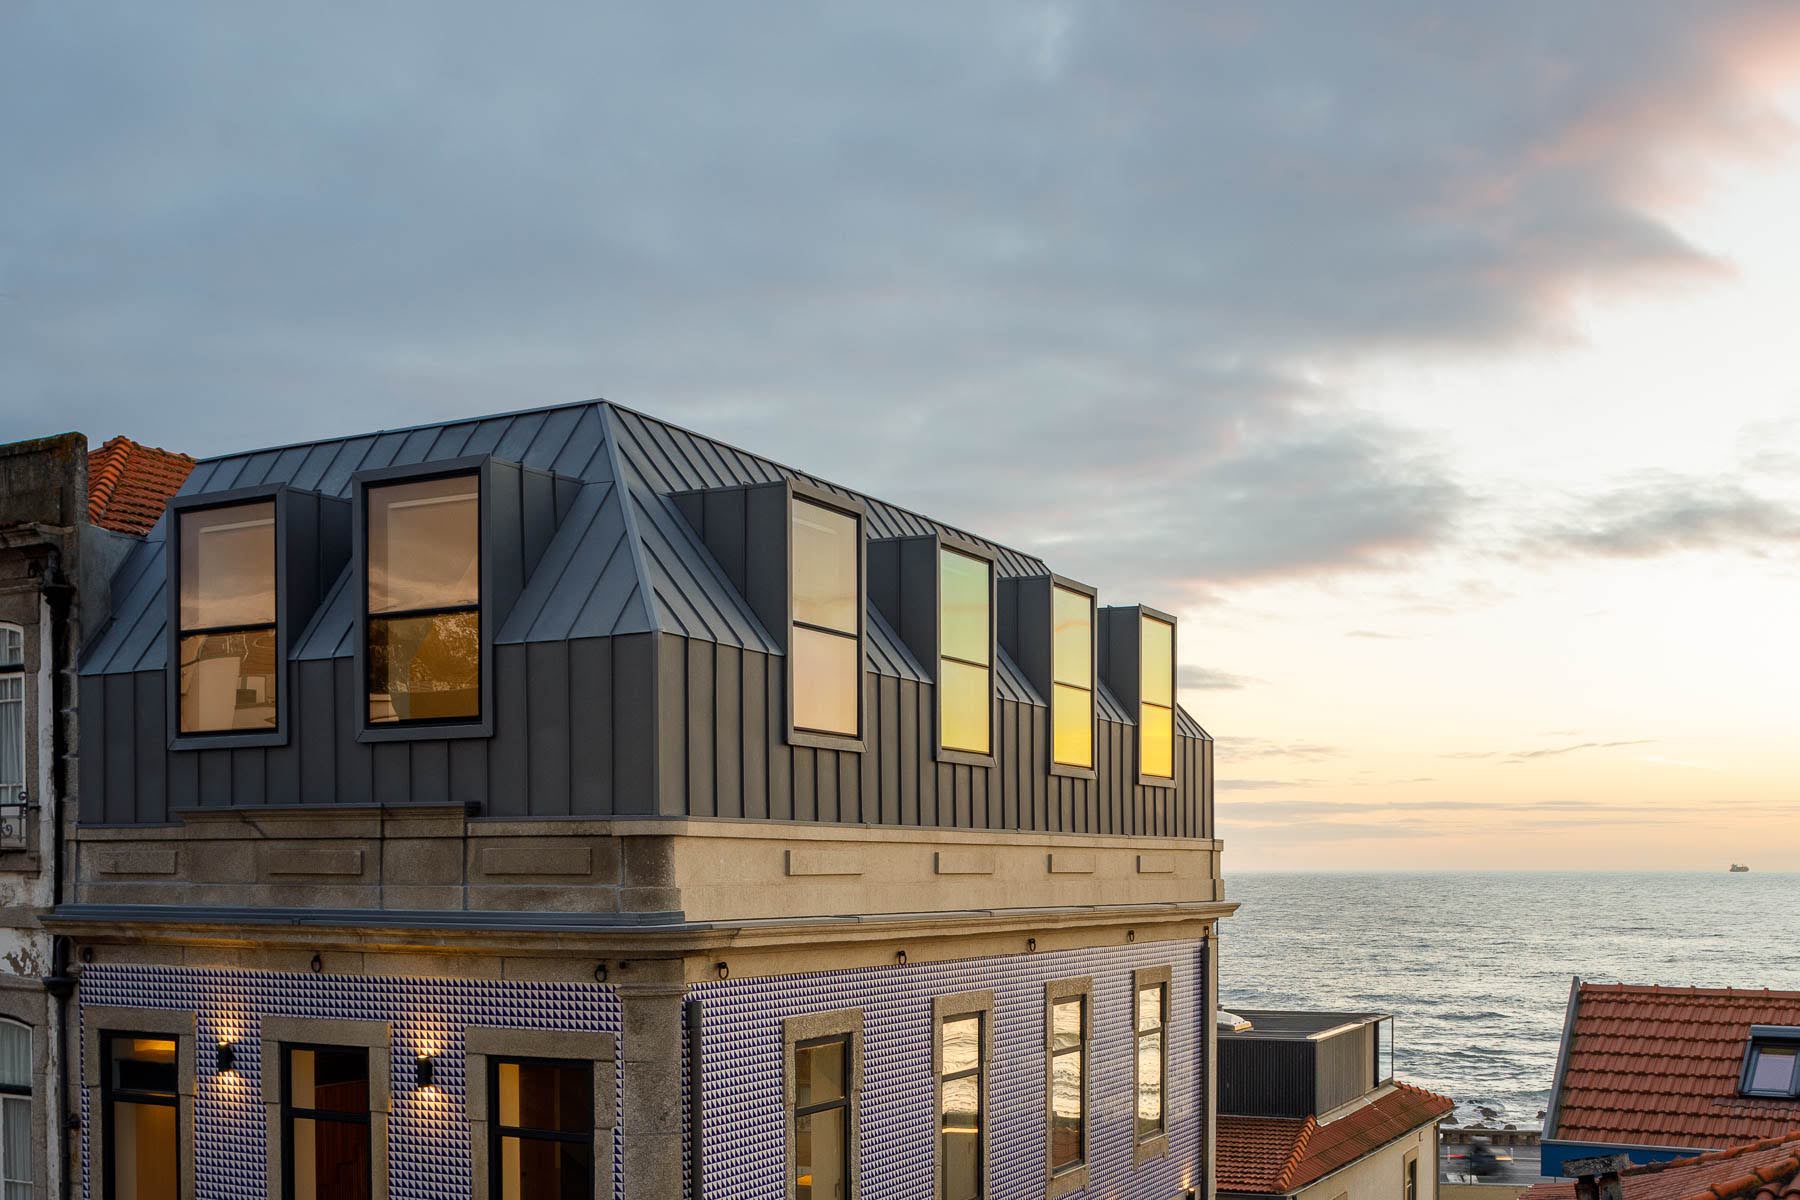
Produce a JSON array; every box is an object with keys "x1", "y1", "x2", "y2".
[
  {"x1": 1521, "y1": 1130, "x2": 1800, "y2": 1200},
  {"x1": 1215, "y1": 1010, "x2": 1451, "y2": 1200},
  {"x1": 1541, "y1": 981, "x2": 1800, "y2": 1175},
  {"x1": 51, "y1": 400, "x2": 1230, "y2": 1199},
  {"x1": 0, "y1": 433, "x2": 192, "y2": 1200}
]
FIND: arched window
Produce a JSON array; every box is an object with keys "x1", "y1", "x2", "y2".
[
  {"x1": 0, "y1": 624, "x2": 24, "y2": 817},
  {"x1": 0, "y1": 1019, "x2": 31, "y2": 1200}
]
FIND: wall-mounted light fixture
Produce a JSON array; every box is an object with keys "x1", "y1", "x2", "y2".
[
  {"x1": 415, "y1": 1055, "x2": 436, "y2": 1089},
  {"x1": 216, "y1": 1042, "x2": 236, "y2": 1073},
  {"x1": 715, "y1": 961, "x2": 730, "y2": 981},
  {"x1": 1027, "y1": 937, "x2": 1038, "y2": 953},
  {"x1": 895, "y1": 949, "x2": 908, "y2": 966},
  {"x1": 309, "y1": 953, "x2": 323, "y2": 974}
]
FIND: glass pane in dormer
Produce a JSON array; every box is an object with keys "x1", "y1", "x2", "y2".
[
  {"x1": 367, "y1": 475, "x2": 479, "y2": 616},
  {"x1": 179, "y1": 502, "x2": 275, "y2": 630},
  {"x1": 791, "y1": 499, "x2": 858, "y2": 634},
  {"x1": 1140, "y1": 615, "x2": 1173, "y2": 707},
  {"x1": 938, "y1": 549, "x2": 990, "y2": 666}
]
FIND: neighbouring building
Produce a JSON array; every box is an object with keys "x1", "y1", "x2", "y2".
[
  {"x1": 1540, "y1": 981, "x2": 1800, "y2": 1175},
  {"x1": 1215, "y1": 1010, "x2": 1451, "y2": 1200},
  {"x1": 0, "y1": 433, "x2": 193, "y2": 1200},
  {"x1": 51, "y1": 400, "x2": 1230, "y2": 1200},
  {"x1": 1521, "y1": 1130, "x2": 1800, "y2": 1200}
]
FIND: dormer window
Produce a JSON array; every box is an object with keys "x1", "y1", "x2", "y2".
[
  {"x1": 1052, "y1": 585, "x2": 1094, "y2": 769},
  {"x1": 1139, "y1": 613, "x2": 1175, "y2": 780},
  {"x1": 365, "y1": 473, "x2": 481, "y2": 725},
  {"x1": 176, "y1": 501, "x2": 278, "y2": 733},
  {"x1": 1742, "y1": 1028, "x2": 1800, "y2": 1098},
  {"x1": 938, "y1": 546, "x2": 992, "y2": 756},
  {"x1": 790, "y1": 496, "x2": 862, "y2": 739}
]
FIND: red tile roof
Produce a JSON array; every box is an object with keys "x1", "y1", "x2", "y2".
[
  {"x1": 1524, "y1": 1132, "x2": 1800, "y2": 1200},
  {"x1": 1218, "y1": 1083, "x2": 1455, "y2": 1194},
  {"x1": 87, "y1": 436, "x2": 194, "y2": 535},
  {"x1": 1552, "y1": 984, "x2": 1800, "y2": 1150}
]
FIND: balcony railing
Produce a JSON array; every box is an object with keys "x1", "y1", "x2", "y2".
[{"x1": 0, "y1": 796, "x2": 27, "y2": 852}]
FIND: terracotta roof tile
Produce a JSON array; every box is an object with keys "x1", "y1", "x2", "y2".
[
  {"x1": 1553, "y1": 984, "x2": 1800, "y2": 1150},
  {"x1": 1524, "y1": 1132, "x2": 1800, "y2": 1200},
  {"x1": 1218, "y1": 1083, "x2": 1455, "y2": 1194},
  {"x1": 87, "y1": 436, "x2": 194, "y2": 535}
]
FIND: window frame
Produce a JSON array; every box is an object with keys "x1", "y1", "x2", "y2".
[
  {"x1": 0, "y1": 1017, "x2": 32, "y2": 1199},
  {"x1": 0, "y1": 624, "x2": 25, "y2": 852},
  {"x1": 463, "y1": 1025, "x2": 614, "y2": 1200},
  {"x1": 1046, "y1": 577, "x2": 1098, "y2": 781},
  {"x1": 782, "y1": 1008, "x2": 863, "y2": 1200},
  {"x1": 933, "y1": 537, "x2": 997, "y2": 767},
  {"x1": 932, "y1": 990, "x2": 993, "y2": 1200},
  {"x1": 164, "y1": 485, "x2": 291, "y2": 750},
  {"x1": 85, "y1": 1005, "x2": 197, "y2": 1200},
  {"x1": 1043, "y1": 977, "x2": 1092, "y2": 1200},
  {"x1": 1135, "y1": 605, "x2": 1179, "y2": 790},
  {"x1": 260, "y1": 1016, "x2": 391, "y2": 1200},
  {"x1": 486, "y1": 1055, "x2": 595, "y2": 1200},
  {"x1": 1404, "y1": 1151, "x2": 1419, "y2": 1200},
  {"x1": 784, "y1": 480, "x2": 868, "y2": 753},
  {"x1": 352, "y1": 456, "x2": 494, "y2": 743},
  {"x1": 1133, "y1": 965, "x2": 1172, "y2": 1164},
  {"x1": 1740, "y1": 1026, "x2": 1800, "y2": 1099}
]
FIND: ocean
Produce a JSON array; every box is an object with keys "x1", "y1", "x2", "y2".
[{"x1": 1218, "y1": 871, "x2": 1800, "y2": 1129}]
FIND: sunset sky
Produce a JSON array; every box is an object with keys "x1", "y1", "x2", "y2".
[{"x1": 3, "y1": 4, "x2": 1797, "y2": 869}]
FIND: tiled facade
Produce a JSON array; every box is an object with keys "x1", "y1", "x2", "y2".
[
  {"x1": 77, "y1": 966, "x2": 624, "y2": 1200},
  {"x1": 692, "y1": 941, "x2": 1207, "y2": 1200}
]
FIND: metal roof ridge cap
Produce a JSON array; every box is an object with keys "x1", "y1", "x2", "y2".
[
  {"x1": 599, "y1": 404, "x2": 668, "y2": 638},
  {"x1": 608, "y1": 400, "x2": 1048, "y2": 571},
  {"x1": 190, "y1": 398, "x2": 608, "y2": 466}
]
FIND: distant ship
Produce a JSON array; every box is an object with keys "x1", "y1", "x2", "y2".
[{"x1": 1730, "y1": 863, "x2": 1750, "y2": 872}]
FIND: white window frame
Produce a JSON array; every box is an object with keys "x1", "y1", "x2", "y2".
[{"x1": 0, "y1": 623, "x2": 23, "y2": 810}]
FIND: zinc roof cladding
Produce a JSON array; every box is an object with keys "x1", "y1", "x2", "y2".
[
  {"x1": 1551, "y1": 983, "x2": 1800, "y2": 1150},
  {"x1": 86, "y1": 436, "x2": 196, "y2": 535},
  {"x1": 77, "y1": 400, "x2": 1207, "y2": 735},
  {"x1": 1217, "y1": 1083, "x2": 1455, "y2": 1195},
  {"x1": 1524, "y1": 1133, "x2": 1800, "y2": 1200}
]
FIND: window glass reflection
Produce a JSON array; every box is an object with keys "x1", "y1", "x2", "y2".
[
  {"x1": 1140, "y1": 704, "x2": 1174, "y2": 779},
  {"x1": 365, "y1": 473, "x2": 482, "y2": 726},
  {"x1": 793, "y1": 1036, "x2": 850, "y2": 1200},
  {"x1": 938, "y1": 660, "x2": 991, "y2": 756},
  {"x1": 1052, "y1": 587, "x2": 1094, "y2": 767},
  {"x1": 491, "y1": 1058, "x2": 592, "y2": 1200},
  {"x1": 367, "y1": 476, "x2": 479, "y2": 615},
  {"x1": 791, "y1": 626, "x2": 859, "y2": 736},
  {"x1": 1140, "y1": 616, "x2": 1173, "y2": 706},
  {"x1": 1049, "y1": 994, "x2": 1087, "y2": 1173},
  {"x1": 178, "y1": 630, "x2": 278, "y2": 733},
  {"x1": 791, "y1": 501, "x2": 858, "y2": 634},
  {"x1": 1052, "y1": 683, "x2": 1092, "y2": 769},
  {"x1": 938, "y1": 548, "x2": 991, "y2": 754},
  {"x1": 180, "y1": 503, "x2": 275, "y2": 631},
  {"x1": 105, "y1": 1036, "x2": 179, "y2": 1200}
]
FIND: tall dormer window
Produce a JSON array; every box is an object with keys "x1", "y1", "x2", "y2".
[
  {"x1": 176, "y1": 501, "x2": 278, "y2": 733},
  {"x1": 1139, "y1": 613, "x2": 1175, "y2": 780},
  {"x1": 1052, "y1": 586, "x2": 1094, "y2": 769},
  {"x1": 365, "y1": 473, "x2": 481, "y2": 725},
  {"x1": 938, "y1": 546, "x2": 992, "y2": 756},
  {"x1": 790, "y1": 496, "x2": 862, "y2": 739},
  {"x1": 1742, "y1": 1028, "x2": 1800, "y2": 1098}
]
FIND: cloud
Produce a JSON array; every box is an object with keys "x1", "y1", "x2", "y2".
[
  {"x1": 1506, "y1": 738, "x2": 1653, "y2": 762},
  {"x1": 1534, "y1": 474, "x2": 1800, "y2": 560},
  {"x1": 4, "y1": 2, "x2": 1800, "y2": 600},
  {"x1": 1346, "y1": 629, "x2": 1405, "y2": 640},
  {"x1": 1179, "y1": 664, "x2": 1259, "y2": 690},
  {"x1": 1219, "y1": 737, "x2": 1342, "y2": 763},
  {"x1": 1441, "y1": 738, "x2": 1655, "y2": 762}
]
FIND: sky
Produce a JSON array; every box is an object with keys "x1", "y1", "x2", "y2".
[{"x1": 3, "y1": 3, "x2": 1797, "y2": 869}]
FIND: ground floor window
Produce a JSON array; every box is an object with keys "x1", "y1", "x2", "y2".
[
  {"x1": 103, "y1": 1033, "x2": 180, "y2": 1200},
  {"x1": 793, "y1": 1036, "x2": 851, "y2": 1200},
  {"x1": 283, "y1": 1045, "x2": 372, "y2": 1200},
  {"x1": 489, "y1": 1057, "x2": 593, "y2": 1200},
  {"x1": 0, "y1": 1021, "x2": 30, "y2": 1200},
  {"x1": 1133, "y1": 967, "x2": 1172, "y2": 1161},
  {"x1": 1044, "y1": 977, "x2": 1092, "y2": 1196}
]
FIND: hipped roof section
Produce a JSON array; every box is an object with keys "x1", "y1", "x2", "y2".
[{"x1": 77, "y1": 400, "x2": 1208, "y2": 733}]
